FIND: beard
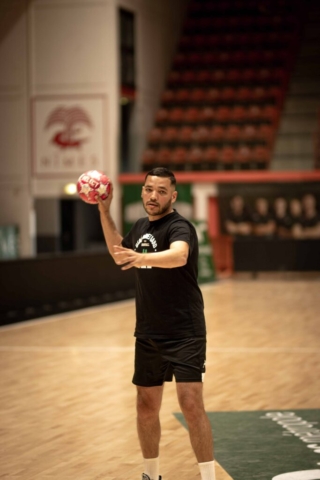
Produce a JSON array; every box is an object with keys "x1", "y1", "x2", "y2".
[{"x1": 143, "y1": 198, "x2": 173, "y2": 217}]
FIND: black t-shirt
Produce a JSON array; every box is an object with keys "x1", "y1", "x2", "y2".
[
  {"x1": 274, "y1": 214, "x2": 292, "y2": 230},
  {"x1": 226, "y1": 209, "x2": 251, "y2": 224},
  {"x1": 301, "y1": 213, "x2": 320, "y2": 228},
  {"x1": 287, "y1": 214, "x2": 304, "y2": 228},
  {"x1": 122, "y1": 210, "x2": 206, "y2": 339},
  {"x1": 251, "y1": 212, "x2": 274, "y2": 225}
]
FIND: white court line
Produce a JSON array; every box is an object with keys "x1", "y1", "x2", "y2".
[
  {"x1": 0, "y1": 346, "x2": 318, "y2": 354},
  {"x1": 0, "y1": 298, "x2": 136, "y2": 332}
]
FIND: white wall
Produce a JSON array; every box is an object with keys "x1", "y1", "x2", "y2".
[
  {"x1": 0, "y1": 0, "x2": 188, "y2": 256},
  {"x1": 0, "y1": 5, "x2": 32, "y2": 256}
]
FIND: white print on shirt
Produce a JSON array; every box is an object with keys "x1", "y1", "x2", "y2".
[
  {"x1": 135, "y1": 233, "x2": 158, "y2": 250},
  {"x1": 134, "y1": 233, "x2": 158, "y2": 269}
]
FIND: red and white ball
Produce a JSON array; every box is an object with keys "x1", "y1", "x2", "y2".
[{"x1": 77, "y1": 170, "x2": 111, "y2": 204}]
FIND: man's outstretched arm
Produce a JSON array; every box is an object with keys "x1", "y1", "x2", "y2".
[{"x1": 113, "y1": 241, "x2": 189, "y2": 270}]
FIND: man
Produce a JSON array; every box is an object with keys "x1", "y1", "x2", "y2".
[
  {"x1": 300, "y1": 194, "x2": 320, "y2": 239},
  {"x1": 288, "y1": 198, "x2": 304, "y2": 239},
  {"x1": 251, "y1": 197, "x2": 276, "y2": 237},
  {"x1": 225, "y1": 195, "x2": 252, "y2": 237},
  {"x1": 273, "y1": 197, "x2": 292, "y2": 238},
  {"x1": 98, "y1": 167, "x2": 215, "y2": 480}
]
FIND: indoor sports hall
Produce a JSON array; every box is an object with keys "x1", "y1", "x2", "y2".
[{"x1": 1, "y1": 1, "x2": 320, "y2": 479}]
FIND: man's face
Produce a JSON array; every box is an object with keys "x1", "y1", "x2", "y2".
[
  {"x1": 231, "y1": 195, "x2": 244, "y2": 211},
  {"x1": 290, "y1": 199, "x2": 302, "y2": 216},
  {"x1": 142, "y1": 175, "x2": 177, "y2": 219},
  {"x1": 256, "y1": 198, "x2": 268, "y2": 215}
]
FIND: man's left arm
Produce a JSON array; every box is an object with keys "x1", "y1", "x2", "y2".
[{"x1": 113, "y1": 241, "x2": 189, "y2": 270}]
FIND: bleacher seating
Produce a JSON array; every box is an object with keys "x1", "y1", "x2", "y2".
[{"x1": 142, "y1": 0, "x2": 301, "y2": 172}]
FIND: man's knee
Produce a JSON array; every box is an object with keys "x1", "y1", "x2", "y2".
[
  {"x1": 136, "y1": 387, "x2": 162, "y2": 420},
  {"x1": 177, "y1": 383, "x2": 205, "y2": 421}
]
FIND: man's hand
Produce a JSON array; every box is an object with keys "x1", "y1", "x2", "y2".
[
  {"x1": 97, "y1": 183, "x2": 114, "y2": 214},
  {"x1": 113, "y1": 245, "x2": 144, "y2": 270}
]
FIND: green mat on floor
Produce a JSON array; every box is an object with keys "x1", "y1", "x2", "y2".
[{"x1": 174, "y1": 409, "x2": 320, "y2": 480}]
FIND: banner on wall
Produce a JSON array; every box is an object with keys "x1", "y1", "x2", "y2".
[
  {"x1": 32, "y1": 95, "x2": 106, "y2": 176},
  {"x1": 0, "y1": 225, "x2": 19, "y2": 259},
  {"x1": 192, "y1": 220, "x2": 216, "y2": 284}
]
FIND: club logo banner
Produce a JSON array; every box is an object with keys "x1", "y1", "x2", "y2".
[{"x1": 32, "y1": 95, "x2": 106, "y2": 176}]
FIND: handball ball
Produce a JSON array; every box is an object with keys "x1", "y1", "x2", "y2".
[{"x1": 77, "y1": 170, "x2": 111, "y2": 204}]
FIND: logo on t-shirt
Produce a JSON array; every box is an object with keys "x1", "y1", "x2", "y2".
[{"x1": 135, "y1": 233, "x2": 157, "y2": 269}]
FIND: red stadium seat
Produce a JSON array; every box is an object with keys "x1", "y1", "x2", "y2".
[
  {"x1": 161, "y1": 90, "x2": 175, "y2": 105},
  {"x1": 185, "y1": 107, "x2": 201, "y2": 123},
  {"x1": 262, "y1": 105, "x2": 279, "y2": 124},
  {"x1": 178, "y1": 126, "x2": 194, "y2": 143},
  {"x1": 220, "y1": 146, "x2": 236, "y2": 168},
  {"x1": 237, "y1": 87, "x2": 253, "y2": 103},
  {"x1": 195, "y1": 70, "x2": 211, "y2": 84},
  {"x1": 156, "y1": 148, "x2": 172, "y2": 165},
  {"x1": 243, "y1": 69, "x2": 256, "y2": 83},
  {"x1": 242, "y1": 124, "x2": 258, "y2": 143},
  {"x1": 221, "y1": 87, "x2": 236, "y2": 103},
  {"x1": 252, "y1": 146, "x2": 270, "y2": 168},
  {"x1": 193, "y1": 126, "x2": 210, "y2": 143},
  {"x1": 190, "y1": 88, "x2": 207, "y2": 103},
  {"x1": 155, "y1": 108, "x2": 169, "y2": 124},
  {"x1": 232, "y1": 106, "x2": 247, "y2": 123},
  {"x1": 200, "y1": 107, "x2": 215, "y2": 123},
  {"x1": 163, "y1": 127, "x2": 179, "y2": 143},
  {"x1": 181, "y1": 71, "x2": 197, "y2": 84},
  {"x1": 236, "y1": 146, "x2": 253, "y2": 167},
  {"x1": 251, "y1": 87, "x2": 267, "y2": 102},
  {"x1": 225, "y1": 69, "x2": 241, "y2": 84},
  {"x1": 216, "y1": 106, "x2": 232, "y2": 123},
  {"x1": 211, "y1": 70, "x2": 227, "y2": 84},
  {"x1": 204, "y1": 146, "x2": 219, "y2": 166},
  {"x1": 248, "y1": 105, "x2": 264, "y2": 122},
  {"x1": 171, "y1": 147, "x2": 188, "y2": 169},
  {"x1": 188, "y1": 147, "x2": 204, "y2": 167},
  {"x1": 176, "y1": 89, "x2": 190, "y2": 103},
  {"x1": 206, "y1": 88, "x2": 222, "y2": 103},
  {"x1": 209, "y1": 125, "x2": 226, "y2": 142},
  {"x1": 169, "y1": 107, "x2": 185, "y2": 123},
  {"x1": 257, "y1": 124, "x2": 274, "y2": 144},
  {"x1": 225, "y1": 124, "x2": 241, "y2": 142},
  {"x1": 142, "y1": 149, "x2": 157, "y2": 169}
]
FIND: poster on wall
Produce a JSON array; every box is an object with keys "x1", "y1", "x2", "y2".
[{"x1": 32, "y1": 95, "x2": 107, "y2": 176}]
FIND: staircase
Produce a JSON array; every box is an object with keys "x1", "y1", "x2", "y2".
[{"x1": 272, "y1": 0, "x2": 320, "y2": 170}]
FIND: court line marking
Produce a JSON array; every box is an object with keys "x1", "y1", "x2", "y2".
[{"x1": 0, "y1": 346, "x2": 319, "y2": 353}]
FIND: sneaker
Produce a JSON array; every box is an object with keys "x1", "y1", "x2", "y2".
[{"x1": 142, "y1": 475, "x2": 162, "y2": 480}]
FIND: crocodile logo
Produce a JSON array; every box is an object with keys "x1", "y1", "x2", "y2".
[{"x1": 45, "y1": 106, "x2": 92, "y2": 149}]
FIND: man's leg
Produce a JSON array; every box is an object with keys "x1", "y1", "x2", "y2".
[
  {"x1": 136, "y1": 385, "x2": 164, "y2": 479},
  {"x1": 176, "y1": 382, "x2": 215, "y2": 479}
]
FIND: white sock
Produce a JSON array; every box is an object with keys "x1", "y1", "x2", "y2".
[
  {"x1": 143, "y1": 457, "x2": 159, "y2": 480},
  {"x1": 199, "y1": 460, "x2": 216, "y2": 480}
]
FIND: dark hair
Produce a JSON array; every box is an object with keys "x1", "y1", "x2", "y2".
[{"x1": 145, "y1": 167, "x2": 176, "y2": 187}]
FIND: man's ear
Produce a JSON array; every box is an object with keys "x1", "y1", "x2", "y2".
[
  {"x1": 141, "y1": 186, "x2": 144, "y2": 198},
  {"x1": 172, "y1": 190, "x2": 178, "y2": 204}
]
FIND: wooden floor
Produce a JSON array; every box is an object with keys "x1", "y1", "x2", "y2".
[{"x1": 1, "y1": 276, "x2": 320, "y2": 479}]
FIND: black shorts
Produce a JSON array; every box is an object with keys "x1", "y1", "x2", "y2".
[{"x1": 132, "y1": 336, "x2": 206, "y2": 387}]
